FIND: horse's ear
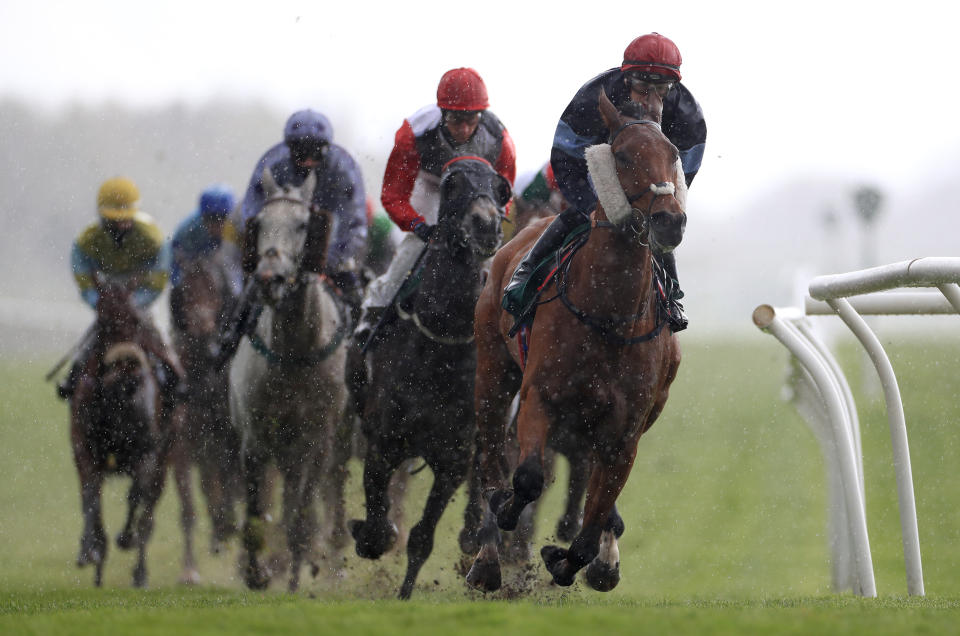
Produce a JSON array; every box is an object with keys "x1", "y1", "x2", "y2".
[
  {"x1": 441, "y1": 170, "x2": 465, "y2": 205},
  {"x1": 261, "y1": 166, "x2": 279, "y2": 198},
  {"x1": 494, "y1": 174, "x2": 513, "y2": 210},
  {"x1": 598, "y1": 89, "x2": 621, "y2": 134}
]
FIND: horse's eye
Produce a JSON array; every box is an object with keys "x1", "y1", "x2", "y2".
[
  {"x1": 298, "y1": 222, "x2": 308, "y2": 233},
  {"x1": 614, "y1": 151, "x2": 632, "y2": 167}
]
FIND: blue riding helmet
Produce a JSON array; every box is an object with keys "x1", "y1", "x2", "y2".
[
  {"x1": 199, "y1": 184, "x2": 235, "y2": 217},
  {"x1": 283, "y1": 109, "x2": 334, "y2": 145}
]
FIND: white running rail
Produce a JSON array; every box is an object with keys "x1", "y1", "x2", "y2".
[{"x1": 753, "y1": 257, "x2": 960, "y2": 597}]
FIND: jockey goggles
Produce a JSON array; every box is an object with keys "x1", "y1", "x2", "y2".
[
  {"x1": 443, "y1": 110, "x2": 482, "y2": 126},
  {"x1": 288, "y1": 138, "x2": 328, "y2": 164},
  {"x1": 625, "y1": 71, "x2": 675, "y2": 98}
]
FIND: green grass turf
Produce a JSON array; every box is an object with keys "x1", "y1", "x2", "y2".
[{"x1": 2, "y1": 332, "x2": 959, "y2": 633}]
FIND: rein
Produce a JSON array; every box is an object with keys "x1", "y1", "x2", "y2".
[
  {"x1": 555, "y1": 237, "x2": 670, "y2": 346},
  {"x1": 249, "y1": 278, "x2": 351, "y2": 366},
  {"x1": 395, "y1": 303, "x2": 475, "y2": 346}
]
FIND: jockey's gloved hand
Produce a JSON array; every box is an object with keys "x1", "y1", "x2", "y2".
[
  {"x1": 412, "y1": 221, "x2": 435, "y2": 243},
  {"x1": 328, "y1": 269, "x2": 363, "y2": 313}
]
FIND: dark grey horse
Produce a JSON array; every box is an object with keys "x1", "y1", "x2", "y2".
[{"x1": 348, "y1": 157, "x2": 511, "y2": 599}]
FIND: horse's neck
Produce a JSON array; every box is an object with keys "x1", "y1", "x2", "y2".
[
  {"x1": 264, "y1": 277, "x2": 333, "y2": 352},
  {"x1": 415, "y1": 247, "x2": 484, "y2": 329},
  {"x1": 569, "y1": 206, "x2": 655, "y2": 315}
]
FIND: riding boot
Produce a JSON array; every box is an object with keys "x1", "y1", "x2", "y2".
[
  {"x1": 214, "y1": 278, "x2": 263, "y2": 370},
  {"x1": 659, "y1": 251, "x2": 688, "y2": 332},
  {"x1": 353, "y1": 306, "x2": 385, "y2": 347},
  {"x1": 502, "y1": 211, "x2": 584, "y2": 317}
]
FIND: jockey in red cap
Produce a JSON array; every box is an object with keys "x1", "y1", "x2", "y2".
[
  {"x1": 502, "y1": 33, "x2": 707, "y2": 333},
  {"x1": 354, "y1": 67, "x2": 517, "y2": 342}
]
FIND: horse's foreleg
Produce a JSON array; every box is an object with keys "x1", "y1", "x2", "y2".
[
  {"x1": 542, "y1": 445, "x2": 638, "y2": 589},
  {"x1": 465, "y1": 498, "x2": 503, "y2": 593},
  {"x1": 398, "y1": 461, "x2": 466, "y2": 600},
  {"x1": 71, "y1": 390, "x2": 107, "y2": 586},
  {"x1": 349, "y1": 442, "x2": 401, "y2": 560},
  {"x1": 241, "y1": 444, "x2": 271, "y2": 590},
  {"x1": 491, "y1": 390, "x2": 547, "y2": 531}
]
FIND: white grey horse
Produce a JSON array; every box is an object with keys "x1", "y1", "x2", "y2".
[{"x1": 228, "y1": 168, "x2": 350, "y2": 592}]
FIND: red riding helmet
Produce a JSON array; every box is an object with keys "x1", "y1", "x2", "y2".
[
  {"x1": 436, "y1": 68, "x2": 490, "y2": 111},
  {"x1": 621, "y1": 33, "x2": 683, "y2": 81}
]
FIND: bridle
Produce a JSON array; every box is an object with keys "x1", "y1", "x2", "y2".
[{"x1": 599, "y1": 119, "x2": 681, "y2": 245}]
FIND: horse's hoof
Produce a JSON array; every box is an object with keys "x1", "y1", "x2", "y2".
[
  {"x1": 178, "y1": 568, "x2": 201, "y2": 586},
  {"x1": 457, "y1": 527, "x2": 480, "y2": 555},
  {"x1": 584, "y1": 558, "x2": 621, "y2": 592},
  {"x1": 116, "y1": 531, "x2": 136, "y2": 551},
  {"x1": 349, "y1": 519, "x2": 397, "y2": 559},
  {"x1": 556, "y1": 517, "x2": 582, "y2": 543},
  {"x1": 133, "y1": 564, "x2": 148, "y2": 588},
  {"x1": 467, "y1": 556, "x2": 503, "y2": 592},
  {"x1": 541, "y1": 544, "x2": 576, "y2": 587},
  {"x1": 489, "y1": 489, "x2": 520, "y2": 531},
  {"x1": 245, "y1": 564, "x2": 270, "y2": 590},
  {"x1": 76, "y1": 544, "x2": 103, "y2": 568}
]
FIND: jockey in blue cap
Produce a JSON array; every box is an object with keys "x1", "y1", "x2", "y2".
[{"x1": 169, "y1": 184, "x2": 242, "y2": 290}]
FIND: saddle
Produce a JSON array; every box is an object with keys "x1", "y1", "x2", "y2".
[{"x1": 506, "y1": 223, "x2": 591, "y2": 337}]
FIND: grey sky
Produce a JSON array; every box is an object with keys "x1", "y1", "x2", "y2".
[{"x1": 2, "y1": 0, "x2": 958, "y2": 219}]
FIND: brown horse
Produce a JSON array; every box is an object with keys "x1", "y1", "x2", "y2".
[
  {"x1": 70, "y1": 277, "x2": 173, "y2": 587},
  {"x1": 169, "y1": 245, "x2": 243, "y2": 580},
  {"x1": 467, "y1": 89, "x2": 686, "y2": 593}
]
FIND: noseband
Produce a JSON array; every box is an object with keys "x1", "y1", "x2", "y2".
[{"x1": 592, "y1": 119, "x2": 680, "y2": 245}]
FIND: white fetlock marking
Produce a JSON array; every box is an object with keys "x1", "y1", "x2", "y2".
[{"x1": 597, "y1": 529, "x2": 620, "y2": 567}]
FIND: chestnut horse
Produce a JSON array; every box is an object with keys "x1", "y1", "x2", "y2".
[
  {"x1": 169, "y1": 245, "x2": 243, "y2": 579},
  {"x1": 70, "y1": 277, "x2": 173, "y2": 587},
  {"x1": 467, "y1": 89, "x2": 686, "y2": 593}
]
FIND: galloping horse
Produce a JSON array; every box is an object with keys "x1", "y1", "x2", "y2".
[
  {"x1": 169, "y1": 245, "x2": 243, "y2": 577},
  {"x1": 348, "y1": 157, "x2": 511, "y2": 599},
  {"x1": 70, "y1": 277, "x2": 173, "y2": 587},
  {"x1": 467, "y1": 89, "x2": 686, "y2": 593},
  {"x1": 228, "y1": 168, "x2": 350, "y2": 592}
]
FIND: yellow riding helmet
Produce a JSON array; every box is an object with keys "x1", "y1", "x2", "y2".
[{"x1": 97, "y1": 177, "x2": 140, "y2": 221}]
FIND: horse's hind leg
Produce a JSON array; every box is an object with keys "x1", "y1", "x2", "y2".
[
  {"x1": 557, "y1": 450, "x2": 589, "y2": 543},
  {"x1": 128, "y1": 454, "x2": 167, "y2": 589},
  {"x1": 171, "y1": 406, "x2": 200, "y2": 583},
  {"x1": 398, "y1": 460, "x2": 467, "y2": 600},
  {"x1": 281, "y1": 461, "x2": 316, "y2": 593}
]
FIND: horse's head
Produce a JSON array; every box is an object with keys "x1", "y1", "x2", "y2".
[
  {"x1": 93, "y1": 273, "x2": 141, "y2": 341},
  {"x1": 586, "y1": 89, "x2": 687, "y2": 253},
  {"x1": 434, "y1": 157, "x2": 510, "y2": 258},
  {"x1": 101, "y1": 342, "x2": 152, "y2": 398},
  {"x1": 252, "y1": 168, "x2": 326, "y2": 304},
  {"x1": 172, "y1": 257, "x2": 226, "y2": 339}
]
